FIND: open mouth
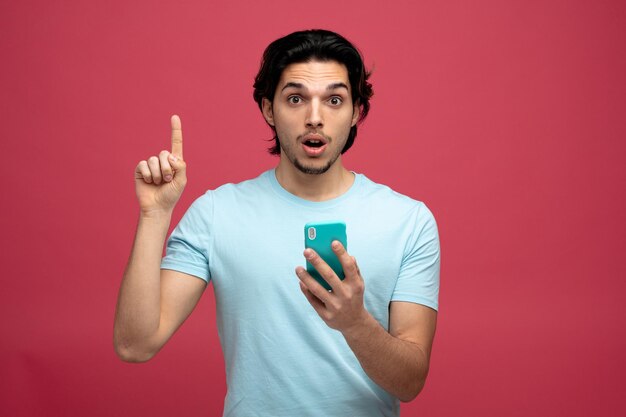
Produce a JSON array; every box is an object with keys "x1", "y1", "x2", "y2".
[
  {"x1": 301, "y1": 135, "x2": 328, "y2": 156},
  {"x1": 304, "y1": 139, "x2": 325, "y2": 148}
]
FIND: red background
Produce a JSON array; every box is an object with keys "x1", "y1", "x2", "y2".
[{"x1": 2, "y1": 1, "x2": 625, "y2": 416}]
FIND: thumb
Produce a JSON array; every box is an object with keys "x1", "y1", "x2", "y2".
[{"x1": 168, "y1": 153, "x2": 187, "y2": 179}]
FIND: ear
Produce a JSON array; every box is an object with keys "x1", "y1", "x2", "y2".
[
  {"x1": 351, "y1": 101, "x2": 361, "y2": 127},
  {"x1": 262, "y1": 98, "x2": 275, "y2": 126}
]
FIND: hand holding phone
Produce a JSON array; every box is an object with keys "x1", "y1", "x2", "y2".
[{"x1": 304, "y1": 221, "x2": 347, "y2": 291}]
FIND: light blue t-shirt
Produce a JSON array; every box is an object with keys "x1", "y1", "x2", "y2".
[{"x1": 162, "y1": 170, "x2": 440, "y2": 417}]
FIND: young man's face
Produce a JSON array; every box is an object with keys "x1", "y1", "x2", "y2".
[{"x1": 263, "y1": 60, "x2": 360, "y2": 175}]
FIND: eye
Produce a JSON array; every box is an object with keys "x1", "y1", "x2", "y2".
[
  {"x1": 328, "y1": 96, "x2": 343, "y2": 106},
  {"x1": 287, "y1": 96, "x2": 302, "y2": 104}
]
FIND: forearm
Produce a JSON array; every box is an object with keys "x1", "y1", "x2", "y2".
[
  {"x1": 342, "y1": 313, "x2": 430, "y2": 402},
  {"x1": 114, "y1": 211, "x2": 172, "y2": 361}
]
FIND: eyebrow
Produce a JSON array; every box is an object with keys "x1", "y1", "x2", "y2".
[{"x1": 281, "y1": 82, "x2": 349, "y2": 92}]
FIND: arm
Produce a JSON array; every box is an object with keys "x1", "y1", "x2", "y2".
[
  {"x1": 341, "y1": 301, "x2": 436, "y2": 401},
  {"x1": 296, "y1": 242, "x2": 437, "y2": 401},
  {"x1": 113, "y1": 115, "x2": 206, "y2": 362},
  {"x1": 113, "y1": 214, "x2": 206, "y2": 362}
]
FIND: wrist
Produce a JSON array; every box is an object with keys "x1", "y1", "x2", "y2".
[
  {"x1": 341, "y1": 310, "x2": 378, "y2": 340},
  {"x1": 139, "y1": 208, "x2": 173, "y2": 222}
]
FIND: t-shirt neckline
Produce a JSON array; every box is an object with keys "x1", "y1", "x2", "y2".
[{"x1": 265, "y1": 169, "x2": 362, "y2": 209}]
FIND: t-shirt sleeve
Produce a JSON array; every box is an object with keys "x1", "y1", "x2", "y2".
[
  {"x1": 391, "y1": 203, "x2": 440, "y2": 311},
  {"x1": 160, "y1": 193, "x2": 212, "y2": 282}
]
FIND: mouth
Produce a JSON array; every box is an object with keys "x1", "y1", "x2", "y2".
[
  {"x1": 304, "y1": 139, "x2": 325, "y2": 148},
  {"x1": 301, "y1": 134, "x2": 328, "y2": 157}
]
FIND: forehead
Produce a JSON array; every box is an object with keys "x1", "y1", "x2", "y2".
[{"x1": 278, "y1": 60, "x2": 350, "y2": 90}]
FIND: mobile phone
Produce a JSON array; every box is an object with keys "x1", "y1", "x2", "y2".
[{"x1": 304, "y1": 221, "x2": 347, "y2": 291}]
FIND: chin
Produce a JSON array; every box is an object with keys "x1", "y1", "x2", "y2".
[{"x1": 294, "y1": 158, "x2": 334, "y2": 175}]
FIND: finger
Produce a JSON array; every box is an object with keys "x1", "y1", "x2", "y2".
[
  {"x1": 303, "y1": 248, "x2": 344, "y2": 292},
  {"x1": 352, "y1": 256, "x2": 361, "y2": 275},
  {"x1": 332, "y1": 241, "x2": 360, "y2": 280},
  {"x1": 147, "y1": 156, "x2": 162, "y2": 185},
  {"x1": 296, "y1": 266, "x2": 332, "y2": 303},
  {"x1": 171, "y1": 115, "x2": 183, "y2": 159},
  {"x1": 299, "y1": 281, "x2": 327, "y2": 313},
  {"x1": 135, "y1": 160, "x2": 152, "y2": 183},
  {"x1": 158, "y1": 150, "x2": 173, "y2": 182},
  {"x1": 167, "y1": 153, "x2": 187, "y2": 182}
]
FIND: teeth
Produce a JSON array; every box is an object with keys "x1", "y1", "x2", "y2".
[{"x1": 305, "y1": 139, "x2": 324, "y2": 148}]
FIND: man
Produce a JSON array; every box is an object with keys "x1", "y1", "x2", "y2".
[{"x1": 114, "y1": 29, "x2": 440, "y2": 417}]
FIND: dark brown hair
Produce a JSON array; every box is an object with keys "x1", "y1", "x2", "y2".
[{"x1": 253, "y1": 29, "x2": 373, "y2": 155}]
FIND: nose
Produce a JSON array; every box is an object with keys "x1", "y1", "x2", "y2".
[{"x1": 305, "y1": 99, "x2": 323, "y2": 129}]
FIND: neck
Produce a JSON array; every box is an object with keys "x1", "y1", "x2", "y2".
[{"x1": 275, "y1": 156, "x2": 355, "y2": 202}]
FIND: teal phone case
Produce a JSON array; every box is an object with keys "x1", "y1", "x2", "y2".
[{"x1": 304, "y1": 221, "x2": 347, "y2": 291}]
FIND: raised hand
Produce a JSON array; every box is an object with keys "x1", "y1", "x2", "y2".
[{"x1": 134, "y1": 115, "x2": 187, "y2": 215}]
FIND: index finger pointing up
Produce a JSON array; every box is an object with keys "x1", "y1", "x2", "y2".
[{"x1": 171, "y1": 114, "x2": 183, "y2": 158}]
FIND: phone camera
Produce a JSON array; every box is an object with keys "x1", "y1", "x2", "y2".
[{"x1": 308, "y1": 227, "x2": 316, "y2": 240}]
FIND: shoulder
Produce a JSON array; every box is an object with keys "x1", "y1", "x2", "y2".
[
  {"x1": 179, "y1": 171, "x2": 272, "y2": 228},
  {"x1": 192, "y1": 170, "x2": 271, "y2": 204},
  {"x1": 185, "y1": 171, "x2": 277, "y2": 219},
  {"x1": 210, "y1": 170, "x2": 270, "y2": 197},
  {"x1": 356, "y1": 174, "x2": 435, "y2": 222}
]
